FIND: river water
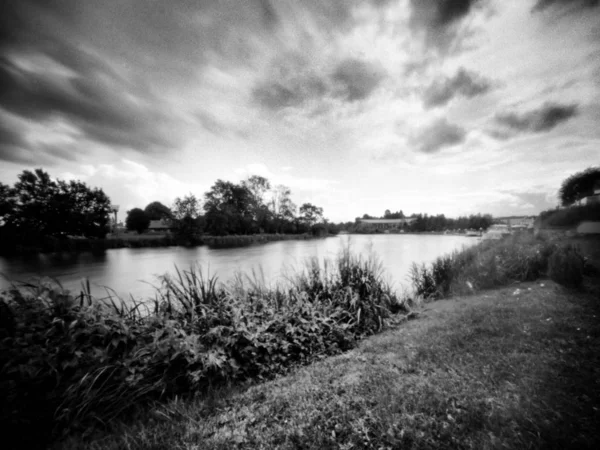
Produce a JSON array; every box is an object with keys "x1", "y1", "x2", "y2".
[{"x1": 0, "y1": 234, "x2": 478, "y2": 300}]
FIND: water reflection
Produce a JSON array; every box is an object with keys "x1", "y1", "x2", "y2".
[{"x1": 0, "y1": 235, "x2": 478, "y2": 300}]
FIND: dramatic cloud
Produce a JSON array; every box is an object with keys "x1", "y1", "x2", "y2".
[
  {"x1": 423, "y1": 68, "x2": 492, "y2": 108},
  {"x1": 253, "y1": 75, "x2": 327, "y2": 111},
  {"x1": 409, "y1": 0, "x2": 483, "y2": 51},
  {"x1": 0, "y1": 0, "x2": 288, "y2": 158},
  {"x1": 494, "y1": 102, "x2": 579, "y2": 136},
  {"x1": 253, "y1": 56, "x2": 384, "y2": 111},
  {"x1": 411, "y1": 118, "x2": 467, "y2": 153},
  {"x1": 332, "y1": 59, "x2": 385, "y2": 102},
  {"x1": 0, "y1": 118, "x2": 28, "y2": 164},
  {"x1": 532, "y1": 0, "x2": 599, "y2": 12}
]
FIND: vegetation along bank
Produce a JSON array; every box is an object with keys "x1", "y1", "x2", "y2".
[{"x1": 1, "y1": 232, "x2": 599, "y2": 449}]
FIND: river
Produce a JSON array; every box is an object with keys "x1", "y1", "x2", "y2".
[{"x1": 0, "y1": 234, "x2": 479, "y2": 300}]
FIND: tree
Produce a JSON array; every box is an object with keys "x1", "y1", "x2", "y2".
[
  {"x1": 126, "y1": 208, "x2": 150, "y2": 234},
  {"x1": 204, "y1": 180, "x2": 254, "y2": 235},
  {"x1": 8, "y1": 169, "x2": 111, "y2": 239},
  {"x1": 172, "y1": 194, "x2": 201, "y2": 221},
  {"x1": 0, "y1": 183, "x2": 15, "y2": 226},
  {"x1": 559, "y1": 167, "x2": 600, "y2": 206},
  {"x1": 242, "y1": 175, "x2": 271, "y2": 209},
  {"x1": 299, "y1": 203, "x2": 324, "y2": 227},
  {"x1": 56, "y1": 179, "x2": 112, "y2": 238},
  {"x1": 144, "y1": 201, "x2": 172, "y2": 220},
  {"x1": 270, "y1": 185, "x2": 296, "y2": 220},
  {"x1": 172, "y1": 194, "x2": 203, "y2": 243}
]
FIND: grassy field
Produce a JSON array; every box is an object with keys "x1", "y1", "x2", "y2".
[{"x1": 59, "y1": 277, "x2": 600, "y2": 449}]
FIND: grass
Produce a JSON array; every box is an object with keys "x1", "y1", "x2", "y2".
[{"x1": 58, "y1": 279, "x2": 600, "y2": 449}]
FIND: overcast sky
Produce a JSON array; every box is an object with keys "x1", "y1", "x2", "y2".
[{"x1": 1, "y1": 0, "x2": 599, "y2": 222}]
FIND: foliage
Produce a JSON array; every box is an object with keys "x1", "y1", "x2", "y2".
[
  {"x1": 0, "y1": 247, "x2": 407, "y2": 448},
  {"x1": 125, "y1": 208, "x2": 150, "y2": 234},
  {"x1": 350, "y1": 212, "x2": 494, "y2": 233},
  {"x1": 410, "y1": 233, "x2": 558, "y2": 299},
  {"x1": 59, "y1": 280, "x2": 600, "y2": 450},
  {"x1": 548, "y1": 245, "x2": 585, "y2": 287},
  {"x1": 299, "y1": 203, "x2": 324, "y2": 227},
  {"x1": 0, "y1": 169, "x2": 111, "y2": 244},
  {"x1": 539, "y1": 203, "x2": 600, "y2": 228},
  {"x1": 204, "y1": 180, "x2": 255, "y2": 235},
  {"x1": 170, "y1": 194, "x2": 203, "y2": 244},
  {"x1": 172, "y1": 194, "x2": 201, "y2": 221},
  {"x1": 144, "y1": 201, "x2": 173, "y2": 220},
  {"x1": 559, "y1": 166, "x2": 600, "y2": 206}
]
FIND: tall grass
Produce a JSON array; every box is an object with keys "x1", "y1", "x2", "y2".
[
  {"x1": 409, "y1": 232, "x2": 564, "y2": 299},
  {"x1": 0, "y1": 246, "x2": 407, "y2": 449}
]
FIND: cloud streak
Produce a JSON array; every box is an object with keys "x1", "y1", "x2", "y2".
[
  {"x1": 532, "y1": 0, "x2": 599, "y2": 12},
  {"x1": 494, "y1": 102, "x2": 579, "y2": 136},
  {"x1": 252, "y1": 55, "x2": 385, "y2": 112},
  {"x1": 409, "y1": 0, "x2": 483, "y2": 52},
  {"x1": 423, "y1": 68, "x2": 492, "y2": 108},
  {"x1": 411, "y1": 118, "x2": 467, "y2": 153}
]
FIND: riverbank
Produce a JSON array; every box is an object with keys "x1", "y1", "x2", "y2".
[
  {"x1": 60, "y1": 279, "x2": 600, "y2": 449},
  {"x1": 0, "y1": 232, "x2": 334, "y2": 256},
  {"x1": 2, "y1": 234, "x2": 597, "y2": 449}
]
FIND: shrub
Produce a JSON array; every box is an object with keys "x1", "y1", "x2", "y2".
[{"x1": 548, "y1": 245, "x2": 585, "y2": 287}]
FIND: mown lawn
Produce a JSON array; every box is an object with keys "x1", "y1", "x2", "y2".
[{"x1": 60, "y1": 277, "x2": 600, "y2": 449}]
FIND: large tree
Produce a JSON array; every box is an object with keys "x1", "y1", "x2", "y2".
[
  {"x1": 7, "y1": 169, "x2": 111, "y2": 239},
  {"x1": 126, "y1": 208, "x2": 150, "y2": 234},
  {"x1": 559, "y1": 167, "x2": 600, "y2": 206},
  {"x1": 0, "y1": 183, "x2": 15, "y2": 226},
  {"x1": 144, "y1": 201, "x2": 173, "y2": 220}
]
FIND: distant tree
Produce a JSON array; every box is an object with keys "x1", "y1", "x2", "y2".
[
  {"x1": 270, "y1": 185, "x2": 296, "y2": 220},
  {"x1": 299, "y1": 203, "x2": 324, "y2": 227},
  {"x1": 171, "y1": 194, "x2": 203, "y2": 243},
  {"x1": 204, "y1": 180, "x2": 254, "y2": 235},
  {"x1": 384, "y1": 209, "x2": 391, "y2": 218},
  {"x1": 559, "y1": 167, "x2": 600, "y2": 206},
  {"x1": 126, "y1": 208, "x2": 150, "y2": 234},
  {"x1": 172, "y1": 194, "x2": 201, "y2": 221},
  {"x1": 242, "y1": 175, "x2": 271, "y2": 209},
  {"x1": 144, "y1": 201, "x2": 173, "y2": 220}
]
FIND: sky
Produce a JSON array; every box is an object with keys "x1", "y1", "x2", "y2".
[{"x1": 1, "y1": 0, "x2": 599, "y2": 222}]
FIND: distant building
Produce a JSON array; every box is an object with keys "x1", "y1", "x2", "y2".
[
  {"x1": 148, "y1": 219, "x2": 175, "y2": 232},
  {"x1": 358, "y1": 218, "x2": 416, "y2": 230},
  {"x1": 495, "y1": 216, "x2": 535, "y2": 230},
  {"x1": 584, "y1": 180, "x2": 600, "y2": 205}
]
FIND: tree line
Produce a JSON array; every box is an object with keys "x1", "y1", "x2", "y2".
[
  {"x1": 0, "y1": 169, "x2": 111, "y2": 252},
  {"x1": 125, "y1": 175, "x2": 332, "y2": 241},
  {"x1": 0, "y1": 169, "x2": 334, "y2": 253},
  {"x1": 343, "y1": 210, "x2": 494, "y2": 233}
]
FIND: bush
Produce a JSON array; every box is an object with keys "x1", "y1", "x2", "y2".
[{"x1": 548, "y1": 246, "x2": 585, "y2": 287}]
